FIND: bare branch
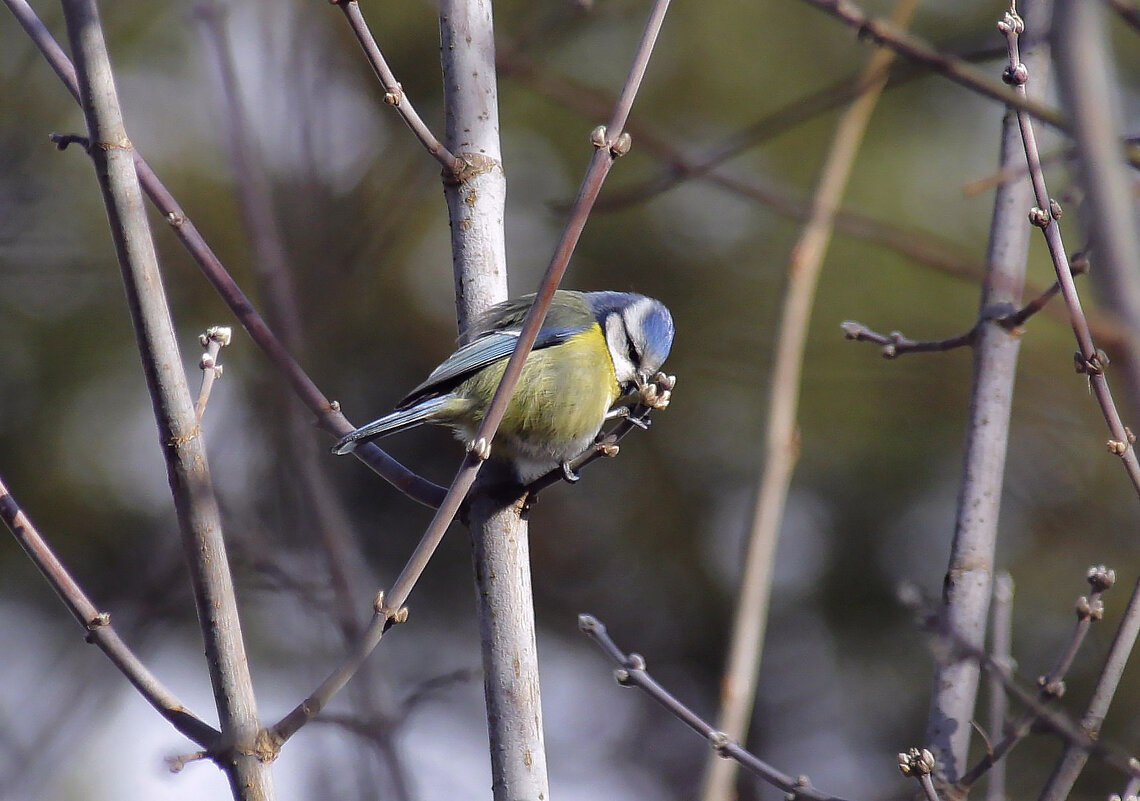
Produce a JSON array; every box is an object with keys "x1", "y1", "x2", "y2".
[
  {"x1": 195, "y1": 326, "x2": 231, "y2": 422},
  {"x1": 841, "y1": 320, "x2": 977, "y2": 357},
  {"x1": 1105, "y1": 0, "x2": 1140, "y2": 32},
  {"x1": 269, "y1": 0, "x2": 673, "y2": 748},
  {"x1": 579, "y1": 615, "x2": 855, "y2": 801},
  {"x1": 796, "y1": 0, "x2": 1066, "y2": 131},
  {"x1": 922, "y1": 0, "x2": 1046, "y2": 780},
  {"x1": 703, "y1": 2, "x2": 917, "y2": 796},
  {"x1": 334, "y1": 0, "x2": 461, "y2": 175},
  {"x1": 900, "y1": 585, "x2": 1140, "y2": 781},
  {"x1": 0, "y1": 475, "x2": 219, "y2": 748},
  {"x1": 58, "y1": 0, "x2": 273, "y2": 794},
  {"x1": 5, "y1": 0, "x2": 447, "y2": 509},
  {"x1": 1001, "y1": 1, "x2": 1140, "y2": 498},
  {"x1": 957, "y1": 567, "x2": 1116, "y2": 790}
]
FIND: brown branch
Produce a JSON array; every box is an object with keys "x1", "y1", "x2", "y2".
[
  {"x1": 5, "y1": 0, "x2": 447, "y2": 510},
  {"x1": 0, "y1": 475, "x2": 219, "y2": 748},
  {"x1": 579, "y1": 614, "x2": 856, "y2": 801},
  {"x1": 334, "y1": 0, "x2": 461, "y2": 175},
  {"x1": 841, "y1": 320, "x2": 977, "y2": 357},
  {"x1": 956, "y1": 567, "x2": 1116, "y2": 790},
  {"x1": 58, "y1": 0, "x2": 272, "y2": 794},
  {"x1": 267, "y1": 0, "x2": 673, "y2": 748}
]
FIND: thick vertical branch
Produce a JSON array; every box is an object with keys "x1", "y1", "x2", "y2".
[
  {"x1": 438, "y1": 1, "x2": 548, "y2": 799},
  {"x1": 440, "y1": 0, "x2": 509, "y2": 333},
  {"x1": 924, "y1": 3, "x2": 1048, "y2": 786},
  {"x1": 58, "y1": 1, "x2": 273, "y2": 797}
]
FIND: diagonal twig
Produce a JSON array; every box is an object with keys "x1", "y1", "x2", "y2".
[
  {"x1": 0, "y1": 475, "x2": 219, "y2": 748},
  {"x1": 579, "y1": 614, "x2": 855, "y2": 801},
  {"x1": 266, "y1": 0, "x2": 673, "y2": 748},
  {"x1": 4, "y1": 0, "x2": 447, "y2": 510},
  {"x1": 702, "y1": 1, "x2": 919, "y2": 797},
  {"x1": 333, "y1": 0, "x2": 461, "y2": 175},
  {"x1": 957, "y1": 567, "x2": 1116, "y2": 790},
  {"x1": 57, "y1": 0, "x2": 273, "y2": 794}
]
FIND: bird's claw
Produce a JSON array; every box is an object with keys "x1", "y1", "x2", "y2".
[{"x1": 561, "y1": 461, "x2": 581, "y2": 483}]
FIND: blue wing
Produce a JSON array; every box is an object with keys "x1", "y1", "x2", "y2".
[{"x1": 397, "y1": 326, "x2": 577, "y2": 409}]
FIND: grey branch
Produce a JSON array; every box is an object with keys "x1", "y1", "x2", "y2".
[
  {"x1": 579, "y1": 615, "x2": 856, "y2": 801},
  {"x1": 0, "y1": 476, "x2": 218, "y2": 747}
]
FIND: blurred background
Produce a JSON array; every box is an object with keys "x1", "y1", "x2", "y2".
[{"x1": 2, "y1": 0, "x2": 1140, "y2": 799}]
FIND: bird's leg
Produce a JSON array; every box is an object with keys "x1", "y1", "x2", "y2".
[
  {"x1": 605, "y1": 406, "x2": 651, "y2": 429},
  {"x1": 560, "y1": 461, "x2": 581, "y2": 483}
]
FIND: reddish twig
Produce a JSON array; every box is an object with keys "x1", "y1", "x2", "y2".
[
  {"x1": 956, "y1": 567, "x2": 1116, "y2": 790},
  {"x1": 334, "y1": 0, "x2": 461, "y2": 176},
  {"x1": 796, "y1": 0, "x2": 1068, "y2": 132},
  {"x1": 0, "y1": 475, "x2": 219, "y2": 747},
  {"x1": 841, "y1": 320, "x2": 977, "y2": 357},
  {"x1": 997, "y1": 4, "x2": 1140, "y2": 496},
  {"x1": 267, "y1": 0, "x2": 673, "y2": 747},
  {"x1": 579, "y1": 614, "x2": 855, "y2": 801},
  {"x1": 6, "y1": 0, "x2": 447, "y2": 509}
]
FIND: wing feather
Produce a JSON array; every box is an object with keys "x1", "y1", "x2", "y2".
[{"x1": 397, "y1": 326, "x2": 576, "y2": 408}]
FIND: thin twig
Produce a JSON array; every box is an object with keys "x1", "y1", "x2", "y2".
[
  {"x1": 1105, "y1": 0, "x2": 1140, "y2": 31},
  {"x1": 578, "y1": 614, "x2": 855, "y2": 801},
  {"x1": 922, "y1": 0, "x2": 1047, "y2": 780},
  {"x1": 57, "y1": 0, "x2": 273, "y2": 795},
  {"x1": 267, "y1": 0, "x2": 673, "y2": 747},
  {"x1": 841, "y1": 320, "x2": 977, "y2": 357},
  {"x1": 1038, "y1": 572, "x2": 1140, "y2": 801},
  {"x1": 702, "y1": 2, "x2": 917, "y2": 797},
  {"x1": 334, "y1": 0, "x2": 461, "y2": 175},
  {"x1": 501, "y1": 47, "x2": 991, "y2": 283},
  {"x1": 1000, "y1": 4, "x2": 1140, "y2": 495},
  {"x1": 899, "y1": 585, "x2": 1140, "y2": 782},
  {"x1": 4, "y1": 0, "x2": 447, "y2": 509},
  {"x1": 195, "y1": 326, "x2": 231, "y2": 422},
  {"x1": 957, "y1": 567, "x2": 1116, "y2": 790},
  {"x1": 0, "y1": 475, "x2": 219, "y2": 747},
  {"x1": 796, "y1": 0, "x2": 1067, "y2": 132},
  {"x1": 196, "y1": 9, "x2": 413, "y2": 794}
]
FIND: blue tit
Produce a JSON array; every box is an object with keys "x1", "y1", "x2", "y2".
[{"x1": 332, "y1": 290, "x2": 675, "y2": 483}]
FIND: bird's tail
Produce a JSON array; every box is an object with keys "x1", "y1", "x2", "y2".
[{"x1": 331, "y1": 396, "x2": 451, "y2": 455}]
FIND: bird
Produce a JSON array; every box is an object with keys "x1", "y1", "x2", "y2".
[{"x1": 332, "y1": 290, "x2": 675, "y2": 484}]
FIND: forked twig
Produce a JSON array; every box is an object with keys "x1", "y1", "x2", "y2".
[
  {"x1": 0, "y1": 476, "x2": 219, "y2": 747},
  {"x1": 796, "y1": 0, "x2": 1066, "y2": 132},
  {"x1": 579, "y1": 614, "x2": 854, "y2": 801},
  {"x1": 841, "y1": 320, "x2": 977, "y2": 357},
  {"x1": 900, "y1": 585, "x2": 1140, "y2": 782},
  {"x1": 266, "y1": 0, "x2": 673, "y2": 748},
  {"x1": 957, "y1": 567, "x2": 1116, "y2": 790},
  {"x1": 332, "y1": 0, "x2": 461, "y2": 175},
  {"x1": 5, "y1": 0, "x2": 447, "y2": 510}
]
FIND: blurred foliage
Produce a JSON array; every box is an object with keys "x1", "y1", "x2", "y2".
[{"x1": 2, "y1": 0, "x2": 1140, "y2": 800}]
